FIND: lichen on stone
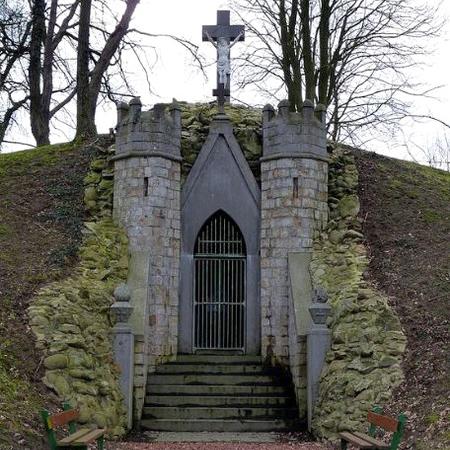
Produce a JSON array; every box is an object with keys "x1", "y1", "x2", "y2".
[
  {"x1": 178, "y1": 103, "x2": 263, "y2": 182},
  {"x1": 310, "y1": 145, "x2": 406, "y2": 441},
  {"x1": 29, "y1": 146, "x2": 129, "y2": 437},
  {"x1": 83, "y1": 143, "x2": 115, "y2": 219}
]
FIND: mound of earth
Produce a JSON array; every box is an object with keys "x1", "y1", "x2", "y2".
[
  {"x1": 0, "y1": 123, "x2": 447, "y2": 449},
  {"x1": 354, "y1": 149, "x2": 449, "y2": 449}
]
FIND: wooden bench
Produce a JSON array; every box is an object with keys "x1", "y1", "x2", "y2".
[
  {"x1": 339, "y1": 406, "x2": 407, "y2": 450},
  {"x1": 41, "y1": 403, "x2": 106, "y2": 450}
]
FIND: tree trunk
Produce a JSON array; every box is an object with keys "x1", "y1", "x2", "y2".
[
  {"x1": 29, "y1": 0, "x2": 50, "y2": 146},
  {"x1": 76, "y1": 0, "x2": 95, "y2": 140},
  {"x1": 75, "y1": 0, "x2": 140, "y2": 139},
  {"x1": 279, "y1": 0, "x2": 302, "y2": 111},
  {"x1": 300, "y1": 0, "x2": 315, "y2": 103},
  {"x1": 318, "y1": 0, "x2": 330, "y2": 106}
]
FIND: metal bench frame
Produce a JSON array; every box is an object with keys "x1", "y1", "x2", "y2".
[
  {"x1": 41, "y1": 403, "x2": 105, "y2": 450},
  {"x1": 340, "y1": 405, "x2": 407, "y2": 450}
]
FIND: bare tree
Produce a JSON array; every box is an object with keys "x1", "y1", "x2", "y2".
[
  {"x1": 75, "y1": 0, "x2": 140, "y2": 139},
  {"x1": 0, "y1": 0, "x2": 31, "y2": 147},
  {"x1": 405, "y1": 132, "x2": 450, "y2": 171},
  {"x1": 4, "y1": 0, "x2": 201, "y2": 147},
  {"x1": 28, "y1": 0, "x2": 80, "y2": 146},
  {"x1": 233, "y1": 0, "x2": 440, "y2": 144}
]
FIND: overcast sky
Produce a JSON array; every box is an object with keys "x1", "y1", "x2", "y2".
[{"x1": 4, "y1": 0, "x2": 450, "y2": 167}]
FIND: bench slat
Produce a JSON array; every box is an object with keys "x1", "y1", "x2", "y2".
[
  {"x1": 340, "y1": 432, "x2": 375, "y2": 449},
  {"x1": 368, "y1": 411, "x2": 399, "y2": 432},
  {"x1": 58, "y1": 428, "x2": 93, "y2": 444},
  {"x1": 71, "y1": 428, "x2": 105, "y2": 444},
  {"x1": 354, "y1": 432, "x2": 390, "y2": 449},
  {"x1": 49, "y1": 409, "x2": 80, "y2": 428}
]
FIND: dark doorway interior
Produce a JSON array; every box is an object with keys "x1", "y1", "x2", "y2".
[{"x1": 193, "y1": 211, "x2": 246, "y2": 352}]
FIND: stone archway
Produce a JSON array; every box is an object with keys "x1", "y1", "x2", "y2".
[{"x1": 178, "y1": 119, "x2": 260, "y2": 355}]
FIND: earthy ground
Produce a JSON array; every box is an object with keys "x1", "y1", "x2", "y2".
[
  {"x1": 354, "y1": 149, "x2": 450, "y2": 449},
  {"x1": 0, "y1": 141, "x2": 100, "y2": 449},
  {"x1": 0, "y1": 142, "x2": 448, "y2": 449},
  {"x1": 109, "y1": 444, "x2": 326, "y2": 450}
]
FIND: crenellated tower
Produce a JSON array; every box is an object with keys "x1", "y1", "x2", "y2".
[
  {"x1": 260, "y1": 99, "x2": 328, "y2": 375},
  {"x1": 112, "y1": 97, "x2": 182, "y2": 422}
]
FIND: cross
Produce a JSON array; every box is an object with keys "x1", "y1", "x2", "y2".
[
  {"x1": 202, "y1": 10, "x2": 245, "y2": 105},
  {"x1": 213, "y1": 83, "x2": 230, "y2": 114}
]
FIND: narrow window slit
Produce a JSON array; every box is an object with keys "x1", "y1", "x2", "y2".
[
  {"x1": 144, "y1": 177, "x2": 149, "y2": 197},
  {"x1": 293, "y1": 177, "x2": 299, "y2": 198}
]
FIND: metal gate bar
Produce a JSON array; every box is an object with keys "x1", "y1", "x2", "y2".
[{"x1": 193, "y1": 212, "x2": 246, "y2": 352}]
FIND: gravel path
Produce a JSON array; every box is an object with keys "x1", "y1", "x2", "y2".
[{"x1": 109, "y1": 443, "x2": 327, "y2": 450}]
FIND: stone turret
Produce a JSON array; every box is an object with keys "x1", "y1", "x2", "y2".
[
  {"x1": 115, "y1": 98, "x2": 181, "y2": 160},
  {"x1": 260, "y1": 100, "x2": 329, "y2": 368},
  {"x1": 112, "y1": 98, "x2": 182, "y2": 423},
  {"x1": 262, "y1": 99, "x2": 327, "y2": 159}
]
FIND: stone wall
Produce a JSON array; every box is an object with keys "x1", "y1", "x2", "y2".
[
  {"x1": 133, "y1": 335, "x2": 145, "y2": 421},
  {"x1": 28, "y1": 217, "x2": 129, "y2": 437},
  {"x1": 288, "y1": 327, "x2": 307, "y2": 417},
  {"x1": 260, "y1": 157, "x2": 328, "y2": 364},
  {"x1": 310, "y1": 146, "x2": 406, "y2": 441},
  {"x1": 179, "y1": 103, "x2": 262, "y2": 182}
]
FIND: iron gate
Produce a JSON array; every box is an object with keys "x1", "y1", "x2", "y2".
[{"x1": 193, "y1": 211, "x2": 246, "y2": 352}]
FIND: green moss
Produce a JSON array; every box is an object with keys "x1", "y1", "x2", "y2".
[
  {"x1": 422, "y1": 209, "x2": 444, "y2": 224},
  {"x1": 29, "y1": 218, "x2": 129, "y2": 437},
  {"x1": 426, "y1": 412, "x2": 440, "y2": 425},
  {"x1": 178, "y1": 103, "x2": 262, "y2": 182},
  {"x1": 311, "y1": 146, "x2": 406, "y2": 442},
  {"x1": 0, "y1": 223, "x2": 12, "y2": 238}
]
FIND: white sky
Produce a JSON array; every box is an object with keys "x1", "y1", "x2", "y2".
[{"x1": 4, "y1": 0, "x2": 450, "y2": 166}]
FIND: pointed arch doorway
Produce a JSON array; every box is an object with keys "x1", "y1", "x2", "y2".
[
  {"x1": 193, "y1": 211, "x2": 246, "y2": 352},
  {"x1": 178, "y1": 129, "x2": 260, "y2": 356}
]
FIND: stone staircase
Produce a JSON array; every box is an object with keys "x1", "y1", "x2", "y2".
[{"x1": 142, "y1": 355, "x2": 298, "y2": 432}]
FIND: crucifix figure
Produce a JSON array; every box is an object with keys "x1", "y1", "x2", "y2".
[{"x1": 203, "y1": 10, "x2": 245, "y2": 112}]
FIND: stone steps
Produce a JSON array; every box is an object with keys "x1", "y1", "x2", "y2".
[
  {"x1": 143, "y1": 406, "x2": 298, "y2": 420},
  {"x1": 140, "y1": 418, "x2": 291, "y2": 432},
  {"x1": 146, "y1": 384, "x2": 289, "y2": 396},
  {"x1": 174, "y1": 355, "x2": 262, "y2": 364},
  {"x1": 147, "y1": 374, "x2": 276, "y2": 385},
  {"x1": 156, "y1": 363, "x2": 265, "y2": 375},
  {"x1": 143, "y1": 355, "x2": 297, "y2": 432},
  {"x1": 145, "y1": 395, "x2": 293, "y2": 407}
]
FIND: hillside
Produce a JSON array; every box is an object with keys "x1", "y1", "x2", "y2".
[
  {"x1": 354, "y1": 150, "x2": 449, "y2": 448},
  {"x1": 0, "y1": 125, "x2": 448, "y2": 449},
  {"x1": 0, "y1": 140, "x2": 108, "y2": 449}
]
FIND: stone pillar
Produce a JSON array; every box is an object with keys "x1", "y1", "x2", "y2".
[
  {"x1": 110, "y1": 284, "x2": 134, "y2": 430},
  {"x1": 260, "y1": 100, "x2": 328, "y2": 366},
  {"x1": 112, "y1": 99, "x2": 182, "y2": 421},
  {"x1": 307, "y1": 288, "x2": 331, "y2": 432}
]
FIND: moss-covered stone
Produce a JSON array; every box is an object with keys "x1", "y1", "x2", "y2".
[
  {"x1": 338, "y1": 195, "x2": 360, "y2": 218},
  {"x1": 311, "y1": 145, "x2": 406, "y2": 442},
  {"x1": 82, "y1": 145, "x2": 115, "y2": 219},
  {"x1": 178, "y1": 103, "x2": 262, "y2": 182},
  {"x1": 29, "y1": 217, "x2": 129, "y2": 437},
  {"x1": 44, "y1": 354, "x2": 69, "y2": 370}
]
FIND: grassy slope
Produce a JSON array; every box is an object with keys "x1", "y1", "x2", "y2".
[
  {"x1": 354, "y1": 150, "x2": 449, "y2": 449},
  {"x1": 0, "y1": 142, "x2": 98, "y2": 449}
]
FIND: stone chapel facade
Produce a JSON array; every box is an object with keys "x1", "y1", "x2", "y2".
[{"x1": 112, "y1": 98, "x2": 328, "y2": 425}]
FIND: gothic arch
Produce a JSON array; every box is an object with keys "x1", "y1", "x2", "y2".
[{"x1": 179, "y1": 128, "x2": 260, "y2": 354}]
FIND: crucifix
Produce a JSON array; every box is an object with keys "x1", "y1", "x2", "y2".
[{"x1": 202, "y1": 10, "x2": 245, "y2": 112}]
